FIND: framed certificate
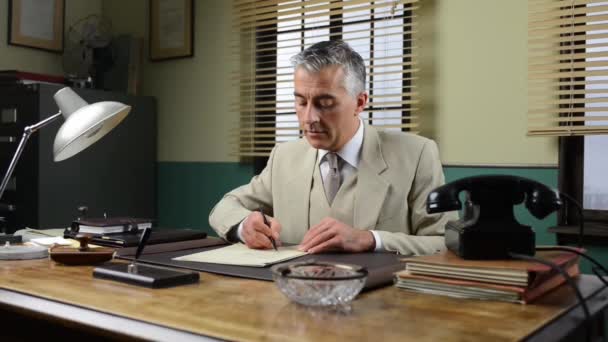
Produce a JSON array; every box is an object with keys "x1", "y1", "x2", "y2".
[
  {"x1": 149, "y1": 0, "x2": 194, "y2": 61},
  {"x1": 8, "y1": 0, "x2": 64, "y2": 52}
]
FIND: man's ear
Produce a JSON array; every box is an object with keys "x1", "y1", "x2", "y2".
[{"x1": 355, "y1": 92, "x2": 368, "y2": 114}]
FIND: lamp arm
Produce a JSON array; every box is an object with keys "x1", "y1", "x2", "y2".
[{"x1": 0, "y1": 112, "x2": 62, "y2": 201}]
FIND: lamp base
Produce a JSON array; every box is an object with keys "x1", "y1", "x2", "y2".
[
  {"x1": 0, "y1": 234, "x2": 22, "y2": 244},
  {"x1": 0, "y1": 244, "x2": 48, "y2": 260},
  {"x1": 93, "y1": 262, "x2": 199, "y2": 288}
]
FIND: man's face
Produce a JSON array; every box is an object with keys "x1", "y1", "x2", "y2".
[{"x1": 294, "y1": 65, "x2": 367, "y2": 151}]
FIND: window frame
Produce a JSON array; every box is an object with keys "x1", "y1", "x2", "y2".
[{"x1": 555, "y1": 2, "x2": 608, "y2": 242}]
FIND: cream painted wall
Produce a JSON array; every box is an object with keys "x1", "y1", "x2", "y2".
[
  {"x1": 144, "y1": 0, "x2": 238, "y2": 163},
  {"x1": 0, "y1": 0, "x2": 102, "y2": 74},
  {"x1": 101, "y1": 0, "x2": 145, "y2": 37},
  {"x1": 103, "y1": 0, "x2": 238, "y2": 163},
  {"x1": 435, "y1": 0, "x2": 557, "y2": 166}
]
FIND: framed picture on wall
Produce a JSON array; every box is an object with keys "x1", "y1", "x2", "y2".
[
  {"x1": 8, "y1": 0, "x2": 65, "y2": 52},
  {"x1": 149, "y1": 0, "x2": 194, "y2": 61}
]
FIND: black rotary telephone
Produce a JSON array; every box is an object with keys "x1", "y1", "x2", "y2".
[{"x1": 427, "y1": 175, "x2": 562, "y2": 260}]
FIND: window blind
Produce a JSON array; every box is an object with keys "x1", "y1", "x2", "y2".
[
  {"x1": 232, "y1": 0, "x2": 419, "y2": 156},
  {"x1": 529, "y1": 0, "x2": 608, "y2": 136}
]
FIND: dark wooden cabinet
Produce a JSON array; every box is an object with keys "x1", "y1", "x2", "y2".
[{"x1": 0, "y1": 83, "x2": 156, "y2": 233}]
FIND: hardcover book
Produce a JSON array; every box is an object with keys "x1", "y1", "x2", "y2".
[
  {"x1": 395, "y1": 248, "x2": 582, "y2": 304},
  {"x1": 400, "y1": 248, "x2": 582, "y2": 287},
  {"x1": 71, "y1": 217, "x2": 153, "y2": 235},
  {"x1": 395, "y1": 263, "x2": 580, "y2": 304}
]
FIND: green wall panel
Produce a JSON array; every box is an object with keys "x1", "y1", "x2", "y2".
[
  {"x1": 158, "y1": 162, "x2": 607, "y2": 274},
  {"x1": 157, "y1": 162, "x2": 253, "y2": 236}
]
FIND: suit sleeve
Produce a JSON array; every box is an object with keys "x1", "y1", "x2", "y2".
[
  {"x1": 209, "y1": 145, "x2": 278, "y2": 239},
  {"x1": 375, "y1": 140, "x2": 458, "y2": 255}
]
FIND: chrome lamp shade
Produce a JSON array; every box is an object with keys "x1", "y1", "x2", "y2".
[{"x1": 52, "y1": 87, "x2": 131, "y2": 161}]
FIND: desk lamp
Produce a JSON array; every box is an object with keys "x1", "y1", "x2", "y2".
[{"x1": 0, "y1": 87, "x2": 130, "y2": 259}]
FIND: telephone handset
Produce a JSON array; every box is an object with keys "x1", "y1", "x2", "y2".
[{"x1": 427, "y1": 175, "x2": 562, "y2": 260}]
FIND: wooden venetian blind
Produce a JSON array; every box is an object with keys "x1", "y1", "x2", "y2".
[
  {"x1": 232, "y1": 0, "x2": 419, "y2": 156},
  {"x1": 529, "y1": 0, "x2": 608, "y2": 136}
]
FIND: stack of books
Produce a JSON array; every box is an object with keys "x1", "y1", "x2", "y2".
[{"x1": 395, "y1": 248, "x2": 581, "y2": 304}]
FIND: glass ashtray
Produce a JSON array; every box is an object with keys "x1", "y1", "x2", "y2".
[{"x1": 271, "y1": 260, "x2": 368, "y2": 307}]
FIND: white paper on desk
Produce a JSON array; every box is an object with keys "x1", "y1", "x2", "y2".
[
  {"x1": 29, "y1": 237, "x2": 72, "y2": 247},
  {"x1": 173, "y1": 243, "x2": 307, "y2": 267}
]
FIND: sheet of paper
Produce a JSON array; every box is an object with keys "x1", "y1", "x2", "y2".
[
  {"x1": 173, "y1": 243, "x2": 307, "y2": 267},
  {"x1": 14, "y1": 227, "x2": 68, "y2": 242},
  {"x1": 29, "y1": 237, "x2": 72, "y2": 246},
  {"x1": 23, "y1": 228, "x2": 67, "y2": 237}
]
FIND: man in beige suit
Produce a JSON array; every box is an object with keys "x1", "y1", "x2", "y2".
[{"x1": 210, "y1": 41, "x2": 455, "y2": 255}]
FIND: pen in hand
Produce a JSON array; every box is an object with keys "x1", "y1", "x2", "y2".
[{"x1": 258, "y1": 208, "x2": 278, "y2": 251}]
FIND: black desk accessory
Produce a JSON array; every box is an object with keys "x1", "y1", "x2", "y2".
[
  {"x1": 93, "y1": 228, "x2": 200, "y2": 288},
  {"x1": 134, "y1": 227, "x2": 152, "y2": 260},
  {"x1": 427, "y1": 175, "x2": 562, "y2": 260}
]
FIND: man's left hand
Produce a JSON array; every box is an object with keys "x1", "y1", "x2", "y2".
[{"x1": 298, "y1": 217, "x2": 375, "y2": 253}]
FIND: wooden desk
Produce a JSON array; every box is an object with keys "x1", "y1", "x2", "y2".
[{"x1": 0, "y1": 258, "x2": 607, "y2": 341}]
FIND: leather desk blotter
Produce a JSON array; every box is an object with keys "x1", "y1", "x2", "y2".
[{"x1": 119, "y1": 245, "x2": 405, "y2": 290}]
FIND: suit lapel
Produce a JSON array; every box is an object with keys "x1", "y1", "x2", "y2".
[
  {"x1": 285, "y1": 145, "x2": 317, "y2": 237},
  {"x1": 354, "y1": 124, "x2": 390, "y2": 230}
]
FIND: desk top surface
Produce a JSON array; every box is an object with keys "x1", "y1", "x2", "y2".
[{"x1": 0, "y1": 258, "x2": 603, "y2": 341}]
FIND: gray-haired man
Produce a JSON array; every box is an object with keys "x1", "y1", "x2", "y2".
[{"x1": 210, "y1": 40, "x2": 456, "y2": 256}]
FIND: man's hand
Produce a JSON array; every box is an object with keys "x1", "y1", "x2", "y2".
[
  {"x1": 298, "y1": 217, "x2": 375, "y2": 253},
  {"x1": 242, "y1": 211, "x2": 282, "y2": 249}
]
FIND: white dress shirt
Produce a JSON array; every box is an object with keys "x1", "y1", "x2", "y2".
[{"x1": 238, "y1": 118, "x2": 384, "y2": 251}]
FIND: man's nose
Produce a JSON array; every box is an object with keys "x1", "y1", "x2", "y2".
[{"x1": 303, "y1": 104, "x2": 320, "y2": 123}]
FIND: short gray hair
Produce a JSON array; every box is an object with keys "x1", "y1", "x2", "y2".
[{"x1": 291, "y1": 40, "x2": 366, "y2": 97}]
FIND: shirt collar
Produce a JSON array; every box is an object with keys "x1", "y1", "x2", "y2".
[{"x1": 317, "y1": 118, "x2": 364, "y2": 169}]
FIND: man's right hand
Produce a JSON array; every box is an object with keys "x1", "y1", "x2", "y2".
[{"x1": 242, "y1": 211, "x2": 282, "y2": 249}]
